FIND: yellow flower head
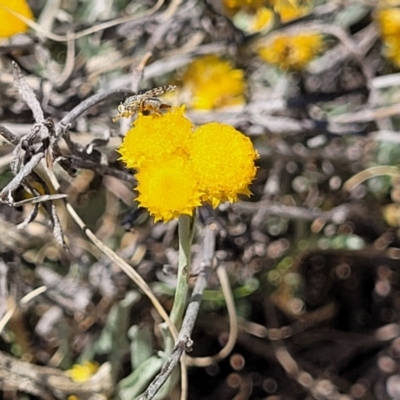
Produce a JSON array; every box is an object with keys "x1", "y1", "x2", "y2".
[
  {"x1": 376, "y1": 8, "x2": 400, "y2": 66},
  {"x1": 273, "y1": 0, "x2": 313, "y2": 22},
  {"x1": 136, "y1": 157, "x2": 203, "y2": 222},
  {"x1": 0, "y1": 0, "x2": 34, "y2": 38},
  {"x1": 189, "y1": 123, "x2": 258, "y2": 208},
  {"x1": 258, "y1": 33, "x2": 324, "y2": 70},
  {"x1": 251, "y1": 7, "x2": 275, "y2": 32},
  {"x1": 181, "y1": 55, "x2": 246, "y2": 110},
  {"x1": 118, "y1": 106, "x2": 192, "y2": 169},
  {"x1": 67, "y1": 361, "x2": 99, "y2": 383},
  {"x1": 376, "y1": 8, "x2": 400, "y2": 37}
]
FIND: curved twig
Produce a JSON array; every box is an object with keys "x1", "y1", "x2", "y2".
[
  {"x1": 186, "y1": 264, "x2": 238, "y2": 367},
  {"x1": 0, "y1": 0, "x2": 164, "y2": 42}
]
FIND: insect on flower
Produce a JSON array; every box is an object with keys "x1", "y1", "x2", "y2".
[{"x1": 113, "y1": 85, "x2": 177, "y2": 122}]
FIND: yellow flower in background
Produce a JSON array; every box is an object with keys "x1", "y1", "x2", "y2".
[
  {"x1": 376, "y1": 7, "x2": 400, "y2": 37},
  {"x1": 258, "y1": 33, "x2": 324, "y2": 70},
  {"x1": 0, "y1": 0, "x2": 34, "y2": 38},
  {"x1": 251, "y1": 7, "x2": 275, "y2": 32},
  {"x1": 222, "y1": 0, "x2": 313, "y2": 32},
  {"x1": 383, "y1": 203, "x2": 400, "y2": 227},
  {"x1": 223, "y1": 0, "x2": 273, "y2": 32},
  {"x1": 382, "y1": 35, "x2": 400, "y2": 66},
  {"x1": 376, "y1": 8, "x2": 400, "y2": 67},
  {"x1": 136, "y1": 157, "x2": 202, "y2": 222},
  {"x1": 273, "y1": 0, "x2": 313, "y2": 22},
  {"x1": 181, "y1": 55, "x2": 246, "y2": 110},
  {"x1": 224, "y1": 0, "x2": 267, "y2": 10},
  {"x1": 67, "y1": 361, "x2": 99, "y2": 382},
  {"x1": 189, "y1": 123, "x2": 258, "y2": 208},
  {"x1": 118, "y1": 106, "x2": 192, "y2": 169}
]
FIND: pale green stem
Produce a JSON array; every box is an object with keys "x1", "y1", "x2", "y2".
[
  {"x1": 169, "y1": 214, "x2": 195, "y2": 330},
  {"x1": 159, "y1": 214, "x2": 195, "y2": 398}
]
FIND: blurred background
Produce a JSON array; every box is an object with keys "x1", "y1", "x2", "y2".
[{"x1": 2, "y1": 0, "x2": 400, "y2": 399}]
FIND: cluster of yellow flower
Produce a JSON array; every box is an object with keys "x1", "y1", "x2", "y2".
[
  {"x1": 0, "y1": 0, "x2": 33, "y2": 38},
  {"x1": 118, "y1": 107, "x2": 258, "y2": 222},
  {"x1": 376, "y1": 7, "x2": 400, "y2": 67},
  {"x1": 222, "y1": 0, "x2": 313, "y2": 32},
  {"x1": 220, "y1": 0, "x2": 322, "y2": 71}
]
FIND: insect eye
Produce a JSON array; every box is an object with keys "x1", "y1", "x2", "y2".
[{"x1": 118, "y1": 104, "x2": 124, "y2": 113}]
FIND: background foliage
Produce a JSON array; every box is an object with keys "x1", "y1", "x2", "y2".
[{"x1": 2, "y1": 0, "x2": 400, "y2": 399}]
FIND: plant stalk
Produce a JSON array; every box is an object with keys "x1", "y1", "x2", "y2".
[{"x1": 169, "y1": 214, "x2": 195, "y2": 330}]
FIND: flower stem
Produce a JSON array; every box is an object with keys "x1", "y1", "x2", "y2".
[{"x1": 169, "y1": 214, "x2": 195, "y2": 330}]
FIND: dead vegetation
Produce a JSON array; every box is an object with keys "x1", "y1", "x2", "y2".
[{"x1": 1, "y1": 0, "x2": 400, "y2": 399}]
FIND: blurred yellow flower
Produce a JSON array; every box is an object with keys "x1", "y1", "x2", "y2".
[
  {"x1": 0, "y1": 0, "x2": 34, "y2": 38},
  {"x1": 258, "y1": 33, "x2": 324, "y2": 70},
  {"x1": 181, "y1": 55, "x2": 246, "y2": 110},
  {"x1": 376, "y1": 8, "x2": 400, "y2": 66},
  {"x1": 118, "y1": 106, "x2": 192, "y2": 169},
  {"x1": 383, "y1": 203, "x2": 400, "y2": 227},
  {"x1": 376, "y1": 7, "x2": 400, "y2": 37},
  {"x1": 189, "y1": 123, "x2": 259, "y2": 208},
  {"x1": 136, "y1": 157, "x2": 202, "y2": 222},
  {"x1": 273, "y1": 0, "x2": 313, "y2": 22},
  {"x1": 382, "y1": 35, "x2": 400, "y2": 66},
  {"x1": 67, "y1": 361, "x2": 99, "y2": 383},
  {"x1": 222, "y1": 0, "x2": 273, "y2": 32},
  {"x1": 251, "y1": 7, "x2": 275, "y2": 32},
  {"x1": 224, "y1": 0, "x2": 267, "y2": 10}
]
